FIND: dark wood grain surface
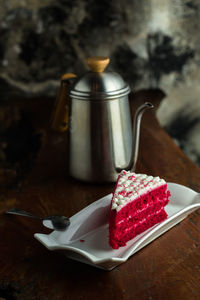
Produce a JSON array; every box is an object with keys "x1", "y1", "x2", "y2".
[{"x1": 0, "y1": 90, "x2": 200, "y2": 300}]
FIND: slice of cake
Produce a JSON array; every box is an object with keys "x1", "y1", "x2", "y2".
[{"x1": 109, "y1": 170, "x2": 170, "y2": 249}]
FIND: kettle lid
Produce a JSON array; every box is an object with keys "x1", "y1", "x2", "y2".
[{"x1": 69, "y1": 56, "x2": 130, "y2": 100}]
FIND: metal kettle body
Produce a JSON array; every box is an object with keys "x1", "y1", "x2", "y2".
[{"x1": 51, "y1": 57, "x2": 153, "y2": 182}]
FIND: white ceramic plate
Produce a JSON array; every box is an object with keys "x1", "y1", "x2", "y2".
[{"x1": 35, "y1": 183, "x2": 200, "y2": 271}]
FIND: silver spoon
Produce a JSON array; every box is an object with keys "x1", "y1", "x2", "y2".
[{"x1": 6, "y1": 208, "x2": 70, "y2": 231}]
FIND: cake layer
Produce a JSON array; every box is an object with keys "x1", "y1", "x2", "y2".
[
  {"x1": 109, "y1": 207, "x2": 168, "y2": 249},
  {"x1": 110, "y1": 196, "x2": 169, "y2": 232},
  {"x1": 110, "y1": 185, "x2": 169, "y2": 224}
]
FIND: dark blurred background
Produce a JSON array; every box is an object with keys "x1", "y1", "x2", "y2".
[{"x1": 0, "y1": 0, "x2": 200, "y2": 172}]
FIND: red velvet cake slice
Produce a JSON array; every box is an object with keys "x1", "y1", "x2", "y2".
[{"x1": 109, "y1": 170, "x2": 170, "y2": 249}]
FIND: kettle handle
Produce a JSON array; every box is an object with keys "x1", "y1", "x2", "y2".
[{"x1": 51, "y1": 73, "x2": 77, "y2": 132}]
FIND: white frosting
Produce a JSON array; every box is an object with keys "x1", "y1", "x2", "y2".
[{"x1": 112, "y1": 170, "x2": 166, "y2": 211}]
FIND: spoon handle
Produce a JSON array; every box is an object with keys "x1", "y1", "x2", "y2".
[{"x1": 6, "y1": 208, "x2": 42, "y2": 220}]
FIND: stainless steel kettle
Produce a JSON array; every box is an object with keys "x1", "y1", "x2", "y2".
[{"x1": 51, "y1": 56, "x2": 153, "y2": 182}]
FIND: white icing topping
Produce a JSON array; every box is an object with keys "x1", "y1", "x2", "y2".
[{"x1": 111, "y1": 170, "x2": 166, "y2": 211}]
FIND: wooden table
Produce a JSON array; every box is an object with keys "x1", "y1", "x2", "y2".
[{"x1": 1, "y1": 91, "x2": 200, "y2": 299}]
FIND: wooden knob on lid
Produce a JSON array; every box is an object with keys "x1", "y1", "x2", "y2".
[{"x1": 86, "y1": 56, "x2": 110, "y2": 73}]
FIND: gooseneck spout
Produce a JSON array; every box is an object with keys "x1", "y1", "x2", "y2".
[{"x1": 130, "y1": 102, "x2": 154, "y2": 172}]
